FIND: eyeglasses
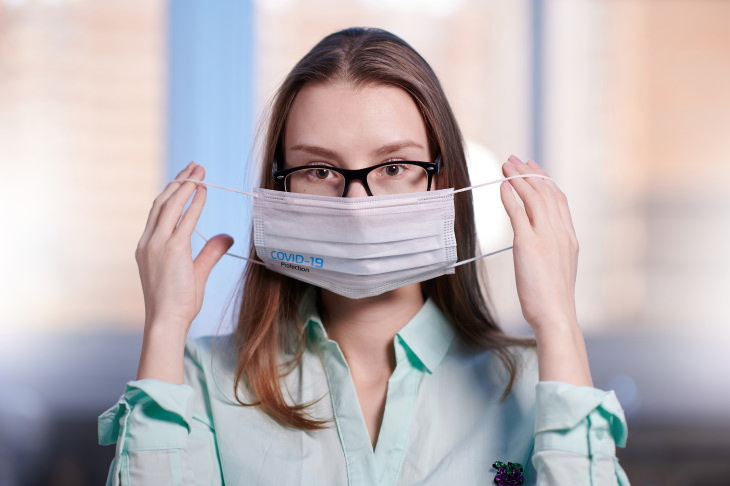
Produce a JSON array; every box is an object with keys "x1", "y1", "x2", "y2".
[{"x1": 273, "y1": 157, "x2": 441, "y2": 197}]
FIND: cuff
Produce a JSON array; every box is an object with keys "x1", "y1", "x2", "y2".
[
  {"x1": 98, "y1": 379, "x2": 195, "y2": 450},
  {"x1": 534, "y1": 382, "x2": 628, "y2": 457}
]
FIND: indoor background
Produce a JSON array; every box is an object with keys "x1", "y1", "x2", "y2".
[{"x1": 1, "y1": 0, "x2": 729, "y2": 485}]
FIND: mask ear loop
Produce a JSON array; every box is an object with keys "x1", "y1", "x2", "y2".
[
  {"x1": 450, "y1": 173, "x2": 554, "y2": 268},
  {"x1": 193, "y1": 230, "x2": 266, "y2": 265},
  {"x1": 174, "y1": 178, "x2": 266, "y2": 265},
  {"x1": 175, "y1": 173, "x2": 552, "y2": 267},
  {"x1": 450, "y1": 246, "x2": 513, "y2": 268},
  {"x1": 452, "y1": 173, "x2": 552, "y2": 194},
  {"x1": 174, "y1": 178, "x2": 259, "y2": 198}
]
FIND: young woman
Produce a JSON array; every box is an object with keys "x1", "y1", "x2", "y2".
[{"x1": 100, "y1": 27, "x2": 629, "y2": 485}]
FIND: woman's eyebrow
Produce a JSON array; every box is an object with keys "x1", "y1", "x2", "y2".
[
  {"x1": 374, "y1": 141, "x2": 426, "y2": 156},
  {"x1": 289, "y1": 144, "x2": 341, "y2": 159},
  {"x1": 289, "y1": 140, "x2": 425, "y2": 159}
]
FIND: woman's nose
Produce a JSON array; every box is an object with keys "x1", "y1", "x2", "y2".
[{"x1": 344, "y1": 180, "x2": 369, "y2": 197}]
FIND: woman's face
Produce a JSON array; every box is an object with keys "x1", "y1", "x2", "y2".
[{"x1": 283, "y1": 82, "x2": 432, "y2": 197}]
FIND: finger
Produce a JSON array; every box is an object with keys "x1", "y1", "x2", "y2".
[
  {"x1": 509, "y1": 157, "x2": 554, "y2": 195},
  {"x1": 500, "y1": 180, "x2": 531, "y2": 235},
  {"x1": 175, "y1": 183, "x2": 207, "y2": 236},
  {"x1": 508, "y1": 157, "x2": 565, "y2": 230},
  {"x1": 172, "y1": 160, "x2": 197, "y2": 181},
  {"x1": 525, "y1": 160, "x2": 576, "y2": 234},
  {"x1": 193, "y1": 234, "x2": 235, "y2": 285},
  {"x1": 522, "y1": 159, "x2": 564, "y2": 229},
  {"x1": 525, "y1": 159, "x2": 548, "y2": 175},
  {"x1": 140, "y1": 162, "x2": 198, "y2": 244},
  {"x1": 153, "y1": 165, "x2": 206, "y2": 236},
  {"x1": 524, "y1": 159, "x2": 565, "y2": 198},
  {"x1": 550, "y1": 184, "x2": 578, "y2": 245},
  {"x1": 502, "y1": 159, "x2": 546, "y2": 227},
  {"x1": 153, "y1": 162, "x2": 200, "y2": 212}
]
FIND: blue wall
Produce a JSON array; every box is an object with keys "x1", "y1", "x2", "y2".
[{"x1": 168, "y1": 1, "x2": 255, "y2": 336}]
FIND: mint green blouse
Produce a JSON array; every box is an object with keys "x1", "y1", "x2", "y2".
[{"x1": 99, "y1": 299, "x2": 630, "y2": 485}]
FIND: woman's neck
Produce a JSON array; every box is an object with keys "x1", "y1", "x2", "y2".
[{"x1": 320, "y1": 284, "x2": 424, "y2": 376}]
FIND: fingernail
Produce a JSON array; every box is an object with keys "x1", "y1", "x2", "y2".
[{"x1": 508, "y1": 154, "x2": 522, "y2": 165}]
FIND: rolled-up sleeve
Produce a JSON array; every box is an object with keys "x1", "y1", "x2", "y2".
[
  {"x1": 532, "y1": 382, "x2": 631, "y2": 486},
  {"x1": 98, "y1": 341, "x2": 223, "y2": 486}
]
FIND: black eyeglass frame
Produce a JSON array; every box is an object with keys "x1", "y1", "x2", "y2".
[{"x1": 272, "y1": 157, "x2": 442, "y2": 197}]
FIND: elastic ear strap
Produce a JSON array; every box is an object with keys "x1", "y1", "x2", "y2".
[
  {"x1": 175, "y1": 179, "x2": 262, "y2": 263},
  {"x1": 449, "y1": 175, "x2": 550, "y2": 265},
  {"x1": 174, "y1": 178, "x2": 259, "y2": 198},
  {"x1": 183, "y1": 176, "x2": 533, "y2": 266},
  {"x1": 453, "y1": 174, "x2": 552, "y2": 194},
  {"x1": 175, "y1": 175, "x2": 551, "y2": 197},
  {"x1": 450, "y1": 246, "x2": 513, "y2": 268},
  {"x1": 193, "y1": 229, "x2": 265, "y2": 266}
]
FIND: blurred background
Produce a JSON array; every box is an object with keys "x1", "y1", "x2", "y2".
[{"x1": 1, "y1": 0, "x2": 729, "y2": 484}]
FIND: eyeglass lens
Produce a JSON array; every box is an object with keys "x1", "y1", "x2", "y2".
[{"x1": 285, "y1": 163, "x2": 429, "y2": 196}]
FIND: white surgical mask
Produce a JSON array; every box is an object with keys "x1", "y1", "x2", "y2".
[{"x1": 182, "y1": 174, "x2": 549, "y2": 299}]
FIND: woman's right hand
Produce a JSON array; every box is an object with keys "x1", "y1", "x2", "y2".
[{"x1": 135, "y1": 162, "x2": 234, "y2": 382}]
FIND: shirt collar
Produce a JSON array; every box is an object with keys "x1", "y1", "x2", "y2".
[
  {"x1": 395, "y1": 299, "x2": 455, "y2": 374},
  {"x1": 304, "y1": 298, "x2": 455, "y2": 374}
]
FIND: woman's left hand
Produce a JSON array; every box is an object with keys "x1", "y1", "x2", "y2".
[
  {"x1": 500, "y1": 155, "x2": 578, "y2": 333},
  {"x1": 500, "y1": 155, "x2": 592, "y2": 386}
]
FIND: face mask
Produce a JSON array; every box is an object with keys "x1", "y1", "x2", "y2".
[{"x1": 182, "y1": 174, "x2": 549, "y2": 299}]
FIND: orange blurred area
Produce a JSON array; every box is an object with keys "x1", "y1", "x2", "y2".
[{"x1": 0, "y1": 0, "x2": 164, "y2": 332}]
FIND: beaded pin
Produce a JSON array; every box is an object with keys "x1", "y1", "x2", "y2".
[{"x1": 492, "y1": 461, "x2": 524, "y2": 485}]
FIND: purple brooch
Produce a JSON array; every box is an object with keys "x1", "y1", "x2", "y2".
[{"x1": 492, "y1": 461, "x2": 524, "y2": 485}]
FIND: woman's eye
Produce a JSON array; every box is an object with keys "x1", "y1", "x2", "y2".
[
  {"x1": 383, "y1": 164, "x2": 405, "y2": 176},
  {"x1": 313, "y1": 168, "x2": 331, "y2": 179}
]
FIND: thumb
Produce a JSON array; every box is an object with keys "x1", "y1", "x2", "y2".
[{"x1": 193, "y1": 234, "x2": 235, "y2": 284}]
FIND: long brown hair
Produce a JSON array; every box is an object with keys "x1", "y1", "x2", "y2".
[{"x1": 233, "y1": 27, "x2": 534, "y2": 429}]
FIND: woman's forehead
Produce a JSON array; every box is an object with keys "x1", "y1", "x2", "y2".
[{"x1": 283, "y1": 82, "x2": 429, "y2": 159}]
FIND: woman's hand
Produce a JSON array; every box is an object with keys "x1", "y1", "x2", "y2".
[
  {"x1": 500, "y1": 155, "x2": 592, "y2": 386},
  {"x1": 499, "y1": 155, "x2": 578, "y2": 333},
  {"x1": 135, "y1": 162, "x2": 234, "y2": 383}
]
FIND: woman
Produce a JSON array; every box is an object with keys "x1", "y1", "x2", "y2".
[{"x1": 100, "y1": 27, "x2": 629, "y2": 485}]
